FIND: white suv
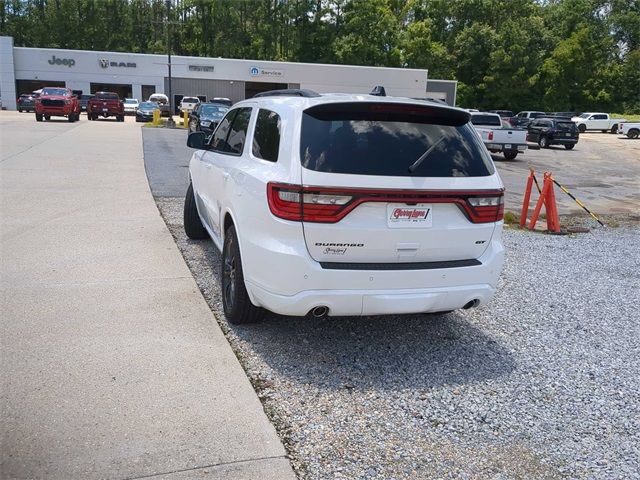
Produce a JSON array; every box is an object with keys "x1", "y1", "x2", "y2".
[{"x1": 183, "y1": 89, "x2": 505, "y2": 324}]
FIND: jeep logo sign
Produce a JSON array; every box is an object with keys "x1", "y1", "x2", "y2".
[
  {"x1": 99, "y1": 58, "x2": 137, "y2": 69},
  {"x1": 48, "y1": 55, "x2": 75, "y2": 67}
]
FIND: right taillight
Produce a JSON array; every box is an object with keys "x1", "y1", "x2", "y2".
[
  {"x1": 488, "y1": 131, "x2": 494, "y2": 141},
  {"x1": 268, "y1": 183, "x2": 504, "y2": 224},
  {"x1": 466, "y1": 195, "x2": 504, "y2": 223}
]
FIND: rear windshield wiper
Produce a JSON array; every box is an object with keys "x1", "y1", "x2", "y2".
[{"x1": 408, "y1": 135, "x2": 447, "y2": 174}]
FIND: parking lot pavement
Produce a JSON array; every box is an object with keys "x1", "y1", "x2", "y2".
[
  {"x1": 493, "y1": 132, "x2": 639, "y2": 216},
  {"x1": 0, "y1": 111, "x2": 295, "y2": 480},
  {"x1": 143, "y1": 127, "x2": 191, "y2": 197}
]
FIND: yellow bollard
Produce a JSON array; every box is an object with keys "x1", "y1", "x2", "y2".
[
  {"x1": 183, "y1": 110, "x2": 188, "y2": 127},
  {"x1": 152, "y1": 109, "x2": 160, "y2": 125}
]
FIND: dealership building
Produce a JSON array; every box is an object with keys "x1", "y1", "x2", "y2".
[{"x1": 0, "y1": 36, "x2": 457, "y2": 111}]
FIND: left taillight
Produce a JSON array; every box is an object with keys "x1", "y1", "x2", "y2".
[
  {"x1": 267, "y1": 183, "x2": 354, "y2": 223},
  {"x1": 268, "y1": 183, "x2": 504, "y2": 224}
]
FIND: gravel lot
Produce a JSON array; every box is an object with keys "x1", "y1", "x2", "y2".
[{"x1": 156, "y1": 195, "x2": 639, "y2": 479}]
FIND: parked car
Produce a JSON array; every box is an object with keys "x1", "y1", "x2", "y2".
[
  {"x1": 571, "y1": 113, "x2": 627, "y2": 133},
  {"x1": 617, "y1": 122, "x2": 640, "y2": 139},
  {"x1": 182, "y1": 89, "x2": 505, "y2": 324},
  {"x1": 34, "y1": 87, "x2": 81, "y2": 122},
  {"x1": 470, "y1": 112, "x2": 528, "y2": 160},
  {"x1": 17, "y1": 94, "x2": 35, "y2": 112},
  {"x1": 79, "y1": 94, "x2": 94, "y2": 112},
  {"x1": 489, "y1": 110, "x2": 515, "y2": 118},
  {"x1": 527, "y1": 117, "x2": 579, "y2": 149},
  {"x1": 87, "y1": 91, "x2": 125, "y2": 121},
  {"x1": 180, "y1": 96, "x2": 200, "y2": 114},
  {"x1": 552, "y1": 111, "x2": 578, "y2": 118},
  {"x1": 123, "y1": 98, "x2": 139, "y2": 115},
  {"x1": 135, "y1": 101, "x2": 160, "y2": 122},
  {"x1": 511, "y1": 111, "x2": 547, "y2": 128},
  {"x1": 188, "y1": 102, "x2": 229, "y2": 134},
  {"x1": 148, "y1": 93, "x2": 171, "y2": 117}
]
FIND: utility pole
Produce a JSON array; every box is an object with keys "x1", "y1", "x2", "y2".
[{"x1": 165, "y1": 0, "x2": 175, "y2": 127}]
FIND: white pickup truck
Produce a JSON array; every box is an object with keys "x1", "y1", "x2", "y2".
[
  {"x1": 617, "y1": 122, "x2": 640, "y2": 139},
  {"x1": 470, "y1": 112, "x2": 528, "y2": 160},
  {"x1": 180, "y1": 96, "x2": 201, "y2": 114},
  {"x1": 571, "y1": 113, "x2": 627, "y2": 133}
]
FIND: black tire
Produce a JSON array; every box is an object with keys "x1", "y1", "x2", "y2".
[
  {"x1": 68, "y1": 114, "x2": 75, "y2": 122},
  {"x1": 601, "y1": 129, "x2": 607, "y2": 133},
  {"x1": 610, "y1": 125, "x2": 617, "y2": 134},
  {"x1": 222, "y1": 225, "x2": 263, "y2": 324},
  {"x1": 35, "y1": 113, "x2": 43, "y2": 122},
  {"x1": 503, "y1": 150, "x2": 518, "y2": 160},
  {"x1": 183, "y1": 183, "x2": 208, "y2": 240},
  {"x1": 564, "y1": 143, "x2": 575, "y2": 150},
  {"x1": 578, "y1": 124, "x2": 586, "y2": 133},
  {"x1": 118, "y1": 115, "x2": 125, "y2": 122},
  {"x1": 627, "y1": 129, "x2": 639, "y2": 139},
  {"x1": 44, "y1": 115, "x2": 50, "y2": 121},
  {"x1": 18, "y1": 109, "x2": 22, "y2": 113},
  {"x1": 538, "y1": 136, "x2": 549, "y2": 148}
]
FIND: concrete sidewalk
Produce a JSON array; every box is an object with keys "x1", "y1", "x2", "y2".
[{"x1": 0, "y1": 113, "x2": 296, "y2": 479}]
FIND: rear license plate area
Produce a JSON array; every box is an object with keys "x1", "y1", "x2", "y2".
[{"x1": 387, "y1": 204, "x2": 432, "y2": 228}]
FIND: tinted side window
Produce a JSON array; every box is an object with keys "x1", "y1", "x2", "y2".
[
  {"x1": 226, "y1": 108, "x2": 252, "y2": 155},
  {"x1": 253, "y1": 109, "x2": 281, "y2": 162},
  {"x1": 210, "y1": 110, "x2": 238, "y2": 152}
]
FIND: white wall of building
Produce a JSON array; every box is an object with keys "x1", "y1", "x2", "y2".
[
  {"x1": 1, "y1": 38, "x2": 430, "y2": 110},
  {"x1": 0, "y1": 36, "x2": 17, "y2": 109}
]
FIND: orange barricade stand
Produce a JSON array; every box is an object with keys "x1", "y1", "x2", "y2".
[{"x1": 520, "y1": 170, "x2": 561, "y2": 233}]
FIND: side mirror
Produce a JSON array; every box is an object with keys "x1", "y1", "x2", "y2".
[{"x1": 187, "y1": 131, "x2": 207, "y2": 149}]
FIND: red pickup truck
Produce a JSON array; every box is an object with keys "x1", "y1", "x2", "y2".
[
  {"x1": 34, "y1": 87, "x2": 81, "y2": 122},
  {"x1": 87, "y1": 92, "x2": 125, "y2": 122}
]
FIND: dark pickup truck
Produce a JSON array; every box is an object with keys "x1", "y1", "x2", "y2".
[{"x1": 87, "y1": 92, "x2": 125, "y2": 121}]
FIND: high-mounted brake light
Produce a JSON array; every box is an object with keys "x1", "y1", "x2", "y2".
[{"x1": 267, "y1": 183, "x2": 504, "y2": 224}]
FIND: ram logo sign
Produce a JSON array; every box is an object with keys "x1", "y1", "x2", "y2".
[{"x1": 99, "y1": 58, "x2": 137, "y2": 69}]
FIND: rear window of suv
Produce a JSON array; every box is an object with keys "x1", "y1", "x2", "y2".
[{"x1": 301, "y1": 103, "x2": 494, "y2": 177}]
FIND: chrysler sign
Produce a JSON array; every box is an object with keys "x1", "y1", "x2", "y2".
[
  {"x1": 250, "y1": 66, "x2": 283, "y2": 77},
  {"x1": 99, "y1": 58, "x2": 137, "y2": 69}
]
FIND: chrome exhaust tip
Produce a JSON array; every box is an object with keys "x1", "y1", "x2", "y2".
[
  {"x1": 310, "y1": 306, "x2": 329, "y2": 318},
  {"x1": 463, "y1": 299, "x2": 480, "y2": 310}
]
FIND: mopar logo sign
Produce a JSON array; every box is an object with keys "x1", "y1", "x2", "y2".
[
  {"x1": 250, "y1": 66, "x2": 260, "y2": 76},
  {"x1": 48, "y1": 55, "x2": 75, "y2": 67},
  {"x1": 99, "y1": 58, "x2": 136, "y2": 69}
]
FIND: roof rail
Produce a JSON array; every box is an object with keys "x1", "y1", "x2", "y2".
[
  {"x1": 370, "y1": 85, "x2": 386, "y2": 97},
  {"x1": 253, "y1": 89, "x2": 321, "y2": 98}
]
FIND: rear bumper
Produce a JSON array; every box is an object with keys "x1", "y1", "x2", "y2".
[
  {"x1": 248, "y1": 281, "x2": 497, "y2": 317},
  {"x1": 486, "y1": 143, "x2": 527, "y2": 152},
  {"x1": 549, "y1": 138, "x2": 578, "y2": 145},
  {"x1": 243, "y1": 231, "x2": 505, "y2": 317}
]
